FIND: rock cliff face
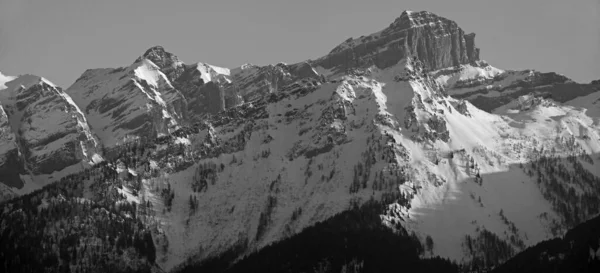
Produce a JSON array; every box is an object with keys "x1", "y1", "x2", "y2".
[
  {"x1": 0, "y1": 105, "x2": 22, "y2": 189},
  {"x1": 223, "y1": 62, "x2": 319, "y2": 107},
  {"x1": 1, "y1": 9, "x2": 595, "y2": 200},
  {"x1": 313, "y1": 10, "x2": 480, "y2": 76},
  {"x1": 136, "y1": 46, "x2": 186, "y2": 82},
  {"x1": 0, "y1": 74, "x2": 99, "y2": 192},
  {"x1": 66, "y1": 46, "x2": 322, "y2": 128},
  {"x1": 2, "y1": 9, "x2": 600, "y2": 272},
  {"x1": 432, "y1": 61, "x2": 600, "y2": 112},
  {"x1": 137, "y1": 46, "x2": 229, "y2": 117},
  {"x1": 66, "y1": 58, "x2": 188, "y2": 146},
  {"x1": 173, "y1": 62, "x2": 229, "y2": 117}
]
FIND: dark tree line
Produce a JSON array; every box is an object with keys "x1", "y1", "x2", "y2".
[
  {"x1": 0, "y1": 196, "x2": 156, "y2": 273},
  {"x1": 179, "y1": 199, "x2": 460, "y2": 273},
  {"x1": 463, "y1": 228, "x2": 517, "y2": 271},
  {"x1": 525, "y1": 152, "x2": 600, "y2": 233},
  {"x1": 492, "y1": 210, "x2": 600, "y2": 273}
]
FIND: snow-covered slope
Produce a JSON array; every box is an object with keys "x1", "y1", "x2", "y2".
[
  {"x1": 111, "y1": 54, "x2": 600, "y2": 271},
  {"x1": 0, "y1": 73, "x2": 100, "y2": 199},
  {"x1": 432, "y1": 61, "x2": 600, "y2": 112},
  {"x1": 2, "y1": 8, "x2": 600, "y2": 272},
  {"x1": 195, "y1": 62, "x2": 232, "y2": 85},
  {"x1": 55, "y1": 10, "x2": 600, "y2": 270},
  {"x1": 66, "y1": 58, "x2": 188, "y2": 147}
]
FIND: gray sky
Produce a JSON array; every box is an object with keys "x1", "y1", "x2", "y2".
[{"x1": 1, "y1": 0, "x2": 599, "y2": 87}]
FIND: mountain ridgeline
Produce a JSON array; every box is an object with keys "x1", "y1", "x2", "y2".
[{"x1": 1, "y1": 9, "x2": 600, "y2": 273}]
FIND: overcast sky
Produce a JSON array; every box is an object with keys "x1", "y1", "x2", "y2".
[{"x1": 1, "y1": 0, "x2": 599, "y2": 87}]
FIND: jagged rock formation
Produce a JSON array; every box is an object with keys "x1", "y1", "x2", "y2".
[
  {"x1": 222, "y1": 62, "x2": 320, "y2": 107},
  {"x1": 313, "y1": 10, "x2": 480, "y2": 75},
  {"x1": 1, "y1": 9, "x2": 600, "y2": 273},
  {"x1": 0, "y1": 74, "x2": 99, "y2": 193},
  {"x1": 432, "y1": 61, "x2": 600, "y2": 112},
  {"x1": 136, "y1": 46, "x2": 186, "y2": 82},
  {"x1": 66, "y1": 58, "x2": 188, "y2": 147},
  {"x1": 174, "y1": 63, "x2": 228, "y2": 116}
]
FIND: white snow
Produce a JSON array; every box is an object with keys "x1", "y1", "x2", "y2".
[
  {"x1": 195, "y1": 62, "x2": 232, "y2": 84},
  {"x1": 313, "y1": 66, "x2": 336, "y2": 78},
  {"x1": 174, "y1": 137, "x2": 190, "y2": 146},
  {"x1": 114, "y1": 57, "x2": 596, "y2": 270},
  {"x1": 0, "y1": 71, "x2": 16, "y2": 89},
  {"x1": 4, "y1": 40, "x2": 598, "y2": 271},
  {"x1": 66, "y1": 60, "x2": 183, "y2": 147},
  {"x1": 434, "y1": 63, "x2": 533, "y2": 98},
  {"x1": 434, "y1": 62, "x2": 505, "y2": 88}
]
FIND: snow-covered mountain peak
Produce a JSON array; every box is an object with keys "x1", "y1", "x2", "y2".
[
  {"x1": 108, "y1": 53, "x2": 600, "y2": 270},
  {"x1": 66, "y1": 56, "x2": 189, "y2": 148},
  {"x1": 138, "y1": 45, "x2": 180, "y2": 65},
  {"x1": 133, "y1": 59, "x2": 173, "y2": 88},
  {"x1": 135, "y1": 45, "x2": 186, "y2": 82},
  {"x1": 3, "y1": 9, "x2": 600, "y2": 272}
]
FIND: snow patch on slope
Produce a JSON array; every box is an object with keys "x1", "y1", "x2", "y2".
[
  {"x1": 195, "y1": 62, "x2": 232, "y2": 84},
  {"x1": 0, "y1": 72, "x2": 16, "y2": 89},
  {"x1": 435, "y1": 61, "x2": 504, "y2": 88}
]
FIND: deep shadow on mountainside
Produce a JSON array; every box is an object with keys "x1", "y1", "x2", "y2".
[
  {"x1": 177, "y1": 200, "x2": 461, "y2": 273},
  {"x1": 176, "y1": 152, "x2": 600, "y2": 273},
  {"x1": 1, "y1": 117, "x2": 599, "y2": 273},
  {"x1": 491, "y1": 212, "x2": 600, "y2": 273},
  {"x1": 2, "y1": 7, "x2": 600, "y2": 273}
]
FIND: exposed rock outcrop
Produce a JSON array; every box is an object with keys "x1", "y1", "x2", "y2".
[
  {"x1": 136, "y1": 46, "x2": 186, "y2": 82},
  {"x1": 314, "y1": 10, "x2": 480, "y2": 75},
  {"x1": 173, "y1": 64, "x2": 227, "y2": 117},
  {"x1": 66, "y1": 59, "x2": 187, "y2": 146},
  {"x1": 0, "y1": 75, "x2": 99, "y2": 193},
  {"x1": 223, "y1": 62, "x2": 319, "y2": 106},
  {"x1": 0, "y1": 105, "x2": 23, "y2": 189},
  {"x1": 439, "y1": 67, "x2": 599, "y2": 112}
]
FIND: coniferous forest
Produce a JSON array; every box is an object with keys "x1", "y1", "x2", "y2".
[
  {"x1": 2, "y1": 123, "x2": 600, "y2": 273},
  {"x1": 491, "y1": 212, "x2": 600, "y2": 273},
  {"x1": 178, "y1": 200, "x2": 461, "y2": 273}
]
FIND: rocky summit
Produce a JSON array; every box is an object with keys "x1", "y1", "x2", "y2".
[
  {"x1": 1, "y1": 9, "x2": 600, "y2": 273},
  {"x1": 317, "y1": 10, "x2": 480, "y2": 74}
]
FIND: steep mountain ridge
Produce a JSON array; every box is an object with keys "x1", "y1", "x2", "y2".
[
  {"x1": 312, "y1": 10, "x2": 480, "y2": 77},
  {"x1": 431, "y1": 61, "x2": 600, "y2": 112},
  {"x1": 108, "y1": 55, "x2": 598, "y2": 271},
  {"x1": 0, "y1": 74, "x2": 100, "y2": 199},
  {"x1": 66, "y1": 58, "x2": 188, "y2": 147},
  {"x1": 1, "y1": 9, "x2": 600, "y2": 273}
]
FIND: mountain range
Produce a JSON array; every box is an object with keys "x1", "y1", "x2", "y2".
[{"x1": 1, "y1": 10, "x2": 599, "y2": 273}]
